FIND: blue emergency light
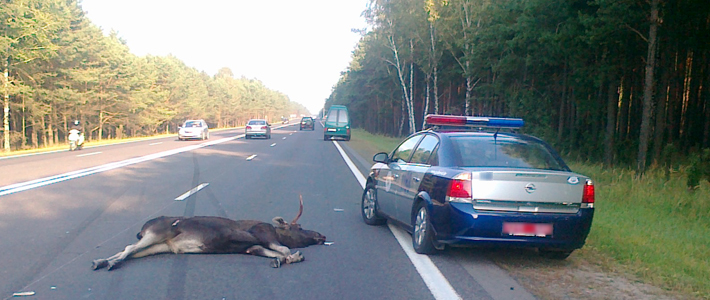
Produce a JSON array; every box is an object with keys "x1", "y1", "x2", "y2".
[{"x1": 424, "y1": 114, "x2": 524, "y2": 129}]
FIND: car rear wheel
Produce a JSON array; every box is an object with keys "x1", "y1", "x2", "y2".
[
  {"x1": 245, "y1": 135, "x2": 250, "y2": 139},
  {"x1": 324, "y1": 135, "x2": 329, "y2": 141},
  {"x1": 362, "y1": 184, "x2": 386, "y2": 225},
  {"x1": 538, "y1": 249, "x2": 573, "y2": 260},
  {"x1": 413, "y1": 203, "x2": 436, "y2": 254}
]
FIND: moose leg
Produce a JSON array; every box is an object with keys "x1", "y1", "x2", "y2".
[
  {"x1": 130, "y1": 243, "x2": 172, "y2": 258},
  {"x1": 92, "y1": 231, "x2": 168, "y2": 270},
  {"x1": 246, "y1": 245, "x2": 304, "y2": 268}
]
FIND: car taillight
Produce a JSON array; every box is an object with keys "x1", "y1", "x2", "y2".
[
  {"x1": 447, "y1": 173, "x2": 472, "y2": 202},
  {"x1": 246, "y1": 126, "x2": 252, "y2": 130},
  {"x1": 582, "y1": 179, "x2": 594, "y2": 208},
  {"x1": 261, "y1": 126, "x2": 267, "y2": 130}
]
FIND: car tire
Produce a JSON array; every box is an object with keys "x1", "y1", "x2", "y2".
[
  {"x1": 245, "y1": 135, "x2": 250, "y2": 139},
  {"x1": 345, "y1": 135, "x2": 351, "y2": 141},
  {"x1": 324, "y1": 135, "x2": 329, "y2": 141},
  {"x1": 412, "y1": 202, "x2": 437, "y2": 254},
  {"x1": 361, "y1": 184, "x2": 386, "y2": 226},
  {"x1": 538, "y1": 249, "x2": 573, "y2": 260}
]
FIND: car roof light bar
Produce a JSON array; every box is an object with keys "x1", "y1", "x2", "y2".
[{"x1": 424, "y1": 114, "x2": 524, "y2": 129}]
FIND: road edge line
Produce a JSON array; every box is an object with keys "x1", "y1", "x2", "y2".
[{"x1": 332, "y1": 141, "x2": 462, "y2": 300}]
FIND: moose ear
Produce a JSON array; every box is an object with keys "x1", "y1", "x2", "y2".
[{"x1": 272, "y1": 217, "x2": 289, "y2": 228}]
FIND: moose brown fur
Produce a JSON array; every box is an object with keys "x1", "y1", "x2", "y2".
[{"x1": 92, "y1": 196, "x2": 326, "y2": 270}]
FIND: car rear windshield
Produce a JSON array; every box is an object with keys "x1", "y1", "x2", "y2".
[
  {"x1": 450, "y1": 136, "x2": 567, "y2": 171},
  {"x1": 184, "y1": 121, "x2": 201, "y2": 127},
  {"x1": 248, "y1": 120, "x2": 266, "y2": 125},
  {"x1": 326, "y1": 109, "x2": 348, "y2": 125}
]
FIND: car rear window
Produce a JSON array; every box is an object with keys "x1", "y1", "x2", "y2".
[
  {"x1": 450, "y1": 136, "x2": 566, "y2": 171},
  {"x1": 248, "y1": 120, "x2": 266, "y2": 125},
  {"x1": 184, "y1": 121, "x2": 201, "y2": 127},
  {"x1": 337, "y1": 109, "x2": 348, "y2": 125}
]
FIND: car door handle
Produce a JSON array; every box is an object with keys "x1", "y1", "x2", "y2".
[{"x1": 412, "y1": 177, "x2": 420, "y2": 182}]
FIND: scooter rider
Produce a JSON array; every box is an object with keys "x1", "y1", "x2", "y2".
[{"x1": 69, "y1": 120, "x2": 85, "y2": 149}]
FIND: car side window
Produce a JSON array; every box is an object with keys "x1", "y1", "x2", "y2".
[
  {"x1": 391, "y1": 135, "x2": 423, "y2": 164},
  {"x1": 410, "y1": 135, "x2": 439, "y2": 165},
  {"x1": 427, "y1": 145, "x2": 439, "y2": 166}
]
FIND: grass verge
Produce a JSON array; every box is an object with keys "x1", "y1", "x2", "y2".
[{"x1": 348, "y1": 128, "x2": 709, "y2": 299}]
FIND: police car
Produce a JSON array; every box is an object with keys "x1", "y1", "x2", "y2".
[{"x1": 361, "y1": 115, "x2": 594, "y2": 259}]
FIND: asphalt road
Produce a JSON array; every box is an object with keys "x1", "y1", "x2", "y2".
[{"x1": 0, "y1": 123, "x2": 536, "y2": 300}]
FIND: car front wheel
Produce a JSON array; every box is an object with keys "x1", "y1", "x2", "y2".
[
  {"x1": 413, "y1": 203, "x2": 436, "y2": 254},
  {"x1": 362, "y1": 184, "x2": 386, "y2": 225}
]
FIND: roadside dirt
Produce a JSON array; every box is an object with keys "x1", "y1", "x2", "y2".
[{"x1": 485, "y1": 247, "x2": 695, "y2": 300}]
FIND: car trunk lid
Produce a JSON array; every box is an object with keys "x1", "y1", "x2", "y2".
[{"x1": 467, "y1": 169, "x2": 587, "y2": 213}]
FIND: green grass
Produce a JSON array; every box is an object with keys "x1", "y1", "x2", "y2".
[
  {"x1": 573, "y1": 163, "x2": 710, "y2": 298},
  {"x1": 347, "y1": 128, "x2": 402, "y2": 159},
  {"x1": 349, "y1": 128, "x2": 710, "y2": 299}
]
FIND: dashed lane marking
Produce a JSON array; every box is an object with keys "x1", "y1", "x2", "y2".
[
  {"x1": 76, "y1": 152, "x2": 101, "y2": 157},
  {"x1": 174, "y1": 183, "x2": 209, "y2": 201}
]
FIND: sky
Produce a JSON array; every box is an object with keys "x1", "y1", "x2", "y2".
[{"x1": 80, "y1": 0, "x2": 370, "y2": 114}]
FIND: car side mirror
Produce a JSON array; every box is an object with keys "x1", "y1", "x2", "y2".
[{"x1": 373, "y1": 152, "x2": 389, "y2": 163}]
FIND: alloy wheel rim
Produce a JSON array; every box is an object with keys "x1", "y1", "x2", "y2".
[
  {"x1": 364, "y1": 189, "x2": 375, "y2": 219},
  {"x1": 414, "y1": 208, "x2": 427, "y2": 246}
]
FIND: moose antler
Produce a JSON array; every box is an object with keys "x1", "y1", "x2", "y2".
[{"x1": 291, "y1": 194, "x2": 304, "y2": 225}]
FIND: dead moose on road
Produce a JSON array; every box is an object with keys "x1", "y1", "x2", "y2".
[{"x1": 92, "y1": 195, "x2": 327, "y2": 270}]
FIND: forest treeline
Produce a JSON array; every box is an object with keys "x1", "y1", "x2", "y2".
[
  {"x1": 326, "y1": 0, "x2": 710, "y2": 172},
  {"x1": 1, "y1": 0, "x2": 307, "y2": 152}
]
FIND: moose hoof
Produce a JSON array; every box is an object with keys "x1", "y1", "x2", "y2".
[
  {"x1": 270, "y1": 258, "x2": 282, "y2": 268},
  {"x1": 286, "y1": 251, "x2": 304, "y2": 264},
  {"x1": 91, "y1": 259, "x2": 108, "y2": 270},
  {"x1": 106, "y1": 261, "x2": 121, "y2": 271}
]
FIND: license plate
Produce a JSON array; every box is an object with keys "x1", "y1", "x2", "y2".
[
  {"x1": 327, "y1": 128, "x2": 337, "y2": 132},
  {"x1": 502, "y1": 222, "x2": 553, "y2": 237}
]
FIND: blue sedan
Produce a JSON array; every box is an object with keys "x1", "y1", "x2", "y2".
[{"x1": 361, "y1": 115, "x2": 595, "y2": 259}]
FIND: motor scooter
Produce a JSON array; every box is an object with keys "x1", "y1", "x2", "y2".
[{"x1": 68, "y1": 129, "x2": 85, "y2": 151}]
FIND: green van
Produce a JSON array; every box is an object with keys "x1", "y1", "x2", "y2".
[{"x1": 323, "y1": 105, "x2": 351, "y2": 141}]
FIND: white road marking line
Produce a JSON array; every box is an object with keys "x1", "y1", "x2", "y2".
[
  {"x1": 76, "y1": 152, "x2": 101, "y2": 157},
  {"x1": 0, "y1": 135, "x2": 242, "y2": 197},
  {"x1": 332, "y1": 141, "x2": 462, "y2": 300},
  {"x1": 282, "y1": 137, "x2": 287, "y2": 140},
  {"x1": 270, "y1": 143, "x2": 276, "y2": 147},
  {"x1": 246, "y1": 154, "x2": 257, "y2": 161},
  {"x1": 174, "y1": 183, "x2": 209, "y2": 201},
  {"x1": 149, "y1": 142, "x2": 163, "y2": 146}
]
